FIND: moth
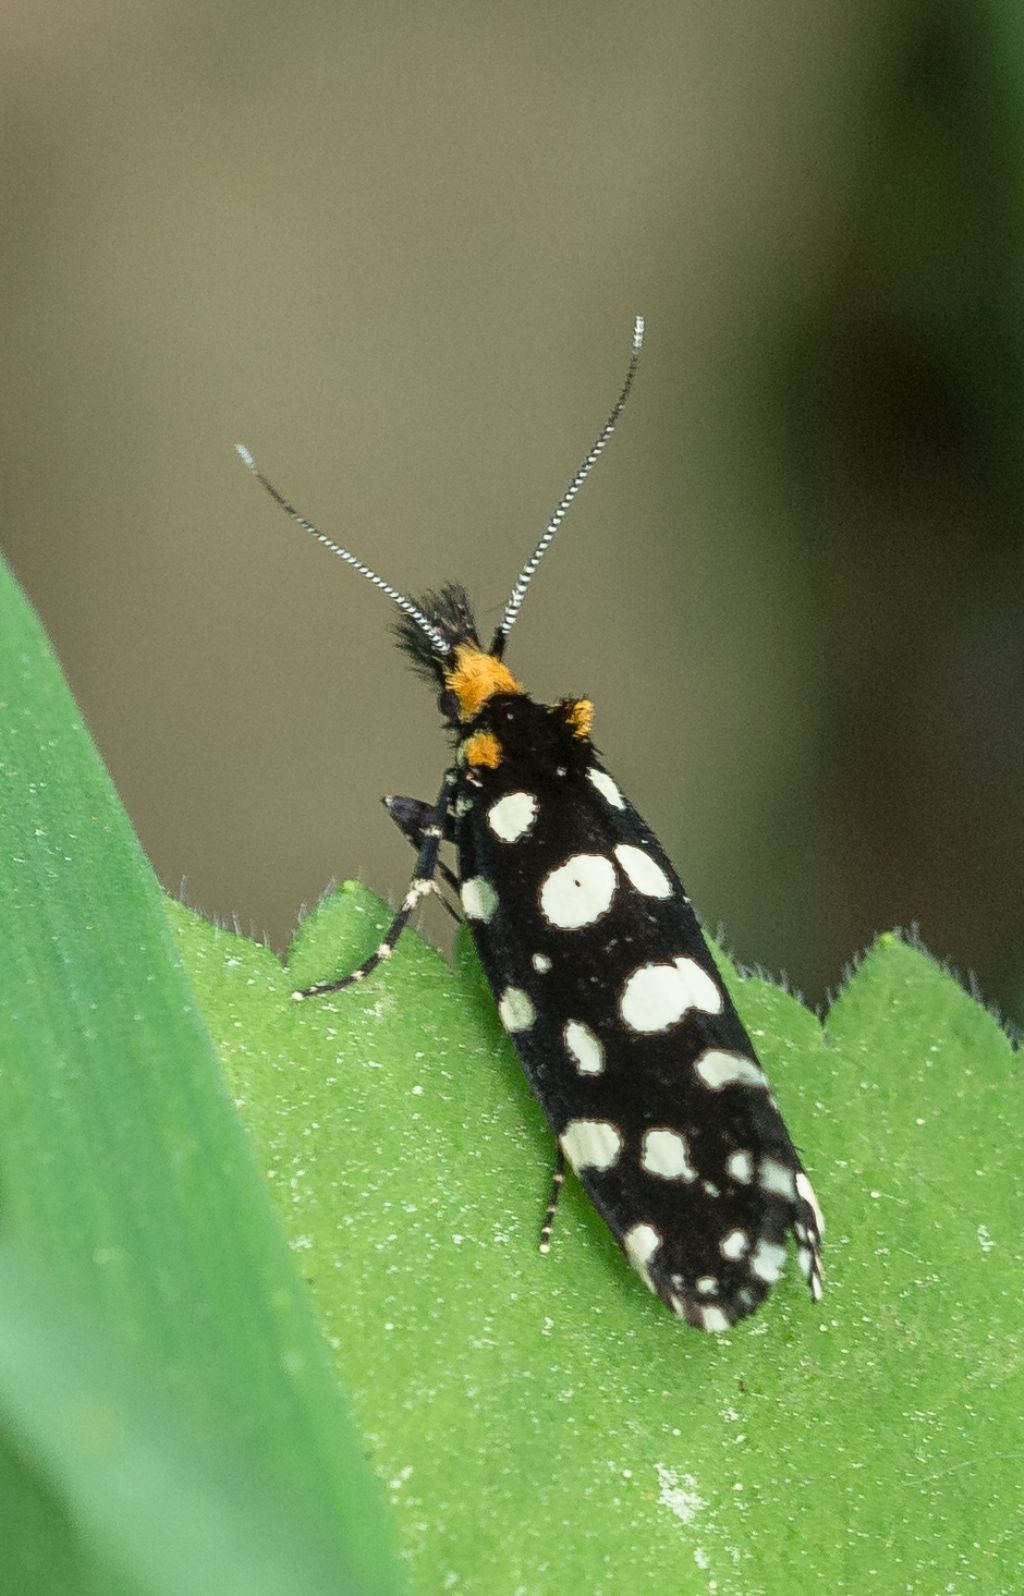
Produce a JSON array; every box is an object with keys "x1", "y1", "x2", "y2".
[{"x1": 237, "y1": 318, "x2": 824, "y2": 1330}]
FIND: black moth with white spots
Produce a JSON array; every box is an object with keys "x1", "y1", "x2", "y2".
[
  {"x1": 387, "y1": 589, "x2": 825, "y2": 1332},
  {"x1": 237, "y1": 317, "x2": 823, "y2": 1331}
]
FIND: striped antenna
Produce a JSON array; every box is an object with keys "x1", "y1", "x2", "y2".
[
  {"x1": 235, "y1": 444, "x2": 450, "y2": 655},
  {"x1": 491, "y1": 315, "x2": 645, "y2": 655}
]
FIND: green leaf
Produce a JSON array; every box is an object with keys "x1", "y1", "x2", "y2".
[
  {"x1": 7, "y1": 543, "x2": 1018, "y2": 1592},
  {"x1": 0, "y1": 1242, "x2": 364, "y2": 1596},
  {"x1": 168, "y1": 882, "x2": 1024, "y2": 1593},
  {"x1": 0, "y1": 557, "x2": 404, "y2": 1596}
]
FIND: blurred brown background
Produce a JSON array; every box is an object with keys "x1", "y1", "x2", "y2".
[{"x1": 3, "y1": 2, "x2": 1023, "y2": 1024}]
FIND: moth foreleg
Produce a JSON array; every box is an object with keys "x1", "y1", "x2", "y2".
[
  {"x1": 382, "y1": 792, "x2": 461, "y2": 911},
  {"x1": 295, "y1": 773, "x2": 456, "y2": 999}
]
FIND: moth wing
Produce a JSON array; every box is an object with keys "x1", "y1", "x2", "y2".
[{"x1": 458, "y1": 756, "x2": 822, "y2": 1328}]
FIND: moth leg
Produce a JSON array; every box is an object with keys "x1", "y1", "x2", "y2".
[
  {"x1": 383, "y1": 793, "x2": 461, "y2": 914},
  {"x1": 538, "y1": 1147, "x2": 567, "y2": 1254},
  {"x1": 295, "y1": 772, "x2": 456, "y2": 999},
  {"x1": 382, "y1": 793, "x2": 457, "y2": 843}
]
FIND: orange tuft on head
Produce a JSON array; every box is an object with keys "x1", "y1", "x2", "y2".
[
  {"x1": 446, "y1": 644, "x2": 523, "y2": 720},
  {"x1": 463, "y1": 729, "x2": 503, "y2": 769},
  {"x1": 564, "y1": 698, "x2": 594, "y2": 740}
]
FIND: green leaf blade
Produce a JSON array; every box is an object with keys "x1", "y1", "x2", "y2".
[
  {"x1": 0, "y1": 558, "x2": 404, "y2": 1595},
  {"x1": 174, "y1": 885, "x2": 1023, "y2": 1593},
  {"x1": 0, "y1": 1243, "x2": 366, "y2": 1596}
]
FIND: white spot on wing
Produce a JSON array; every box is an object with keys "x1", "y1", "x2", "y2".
[
  {"x1": 694, "y1": 1050, "x2": 767, "y2": 1091},
  {"x1": 614, "y1": 844, "x2": 672, "y2": 898},
  {"x1": 796, "y1": 1170, "x2": 826, "y2": 1237},
  {"x1": 720, "y1": 1228, "x2": 751, "y2": 1261},
  {"x1": 531, "y1": 951, "x2": 551, "y2": 973},
  {"x1": 749, "y1": 1238, "x2": 787, "y2": 1284},
  {"x1": 726, "y1": 1149, "x2": 754, "y2": 1184},
  {"x1": 540, "y1": 853, "x2": 616, "y2": 929},
  {"x1": 623, "y1": 1222, "x2": 662, "y2": 1290},
  {"x1": 641, "y1": 1128, "x2": 697, "y2": 1182},
  {"x1": 586, "y1": 767, "x2": 625, "y2": 809},
  {"x1": 619, "y1": 956, "x2": 723, "y2": 1032},
  {"x1": 758, "y1": 1157, "x2": 797, "y2": 1199},
  {"x1": 487, "y1": 790, "x2": 537, "y2": 842},
  {"x1": 563, "y1": 1018, "x2": 604, "y2": 1075},
  {"x1": 497, "y1": 987, "x2": 535, "y2": 1033},
  {"x1": 698, "y1": 1305, "x2": 732, "y2": 1333},
  {"x1": 559, "y1": 1118, "x2": 623, "y2": 1172},
  {"x1": 460, "y1": 876, "x2": 498, "y2": 922}
]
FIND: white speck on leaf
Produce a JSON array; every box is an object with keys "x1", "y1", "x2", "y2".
[{"x1": 655, "y1": 1463, "x2": 705, "y2": 1525}]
